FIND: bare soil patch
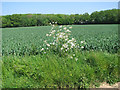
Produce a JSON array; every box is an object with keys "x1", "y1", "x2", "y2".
[{"x1": 98, "y1": 82, "x2": 119, "y2": 88}]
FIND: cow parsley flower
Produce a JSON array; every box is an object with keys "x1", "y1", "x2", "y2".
[
  {"x1": 61, "y1": 47, "x2": 63, "y2": 50},
  {"x1": 42, "y1": 23, "x2": 85, "y2": 61},
  {"x1": 46, "y1": 44, "x2": 50, "y2": 47},
  {"x1": 59, "y1": 26, "x2": 62, "y2": 28},
  {"x1": 63, "y1": 27, "x2": 67, "y2": 30},
  {"x1": 63, "y1": 44, "x2": 68, "y2": 48},
  {"x1": 66, "y1": 29, "x2": 71, "y2": 32},
  {"x1": 81, "y1": 41, "x2": 84, "y2": 44},
  {"x1": 75, "y1": 58, "x2": 78, "y2": 61},
  {"x1": 73, "y1": 54, "x2": 75, "y2": 56},
  {"x1": 46, "y1": 34, "x2": 49, "y2": 36},
  {"x1": 81, "y1": 46, "x2": 84, "y2": 49},
  {"x1": 41, "y1": 48, "x2": 44, "y2": 51}
]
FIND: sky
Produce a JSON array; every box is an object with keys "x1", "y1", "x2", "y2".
[{"x1": 2, "y1": 2, "x2": 118, "y2": 15}]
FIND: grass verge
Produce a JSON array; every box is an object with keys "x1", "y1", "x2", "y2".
[{"x1": 2, "y1": 51, "x2": 119, "y2": 88}]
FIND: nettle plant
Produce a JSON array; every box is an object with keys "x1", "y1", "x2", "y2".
[{"x1": 41, "y1": 22, "x2": 86, "y2": 60}]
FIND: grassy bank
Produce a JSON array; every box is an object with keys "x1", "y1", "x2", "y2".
[{"x1": 2, "y1": 51, "x2": 119, "y2": 88}]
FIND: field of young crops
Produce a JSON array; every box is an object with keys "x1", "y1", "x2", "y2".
[
  {"x1": 2, "y1": 24, "x2": 119, "y2": 56},
  {"x1": 2, "y1": 24, "x2": 119, "y2": 88}
]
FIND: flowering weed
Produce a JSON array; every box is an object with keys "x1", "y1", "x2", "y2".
[{"x1": 41, "y1": 22, "x2": 85, "y2": 58}]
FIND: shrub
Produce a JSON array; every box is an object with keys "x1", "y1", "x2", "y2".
[{"x1": 41, "y1": 22, "x2": 86, "y2": 59}]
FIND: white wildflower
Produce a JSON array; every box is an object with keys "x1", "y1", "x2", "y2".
[
  {"x1": 52, "y1": 42, "x2": 55, "y2": 45},
  {"x1": 41, "y1": 48, "x2": 44, "y2": 51},
  {"x1": 71, "y1": 42, "x2": 75, "y2": 47},
  {"x1": 72, "y1": 38, "x2": 75, "y2": 41},
  {"x1": 75, "y1": 58, "x2": 78, "y2": 61},
  {"x1": 59, "y1": 35, "x2": 63, "y2": 38},
  {"x1": 59, "y1": 26, "x2": 62, "y2": 28},
  {"x1": 69, "y1": 26, "x2": 72, "y2": 29},
  {"x1": 73, "y1": 54, "x2": 75, "y2": 56},
  {"x1": 65, "y1": 38, "x2": 68, "y2": 41},
  {"x1": 43, "y1": 24, "x2": 81, "y2": 56},
  {"x1": 57, "y1": 32, "x2": 65, "y2": 38},
  {"x1": 61, "y1": 47, "x2": 63, "y2": 50},
  {"x1": 63, "y1": 44, "x2": 68, "y2": 48},
  {"x1": 63, "y1": 27, "x2": 67, "y2": 30},
  {"x1": 81, "y1": 41, "x2": 84, "y2": 44},
  {"x1": 59, "y1": 29, "x2": 62, "y2": 31},
  {"x1": 67, "y1": 40, "x2": 72, "y2": 43},
  {"x1": 46, "y1": 44, "x2": 50, "y2": 47},
  {"x1": 81, "y1": 46, "x2": 84, "y2": 49},
  {"x1": 70, "y1": 56, "x2": 73, "y2": 59},
  {"x1": 50, "y1": 30, "x2": 56, "y2": 34},
  {"x1": 65, "y1": 35, "x2": 68, "y2": 38},
  {"x1": 44, "y1": 40, "x2": 47, "y2": 43},
  {"x1": 66, "y1": 29, "x2": 71, "y2": 32},
  {"x1": 46, "y1": 34, "x2": 49, "y2": 36}
]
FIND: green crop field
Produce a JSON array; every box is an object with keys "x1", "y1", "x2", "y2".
[
  {"x1": 2, "y1": 24, "x2": 119, "y2": 56},
  {"x1": 2, "y1": 24, "x2": 119, "y2": 88}
]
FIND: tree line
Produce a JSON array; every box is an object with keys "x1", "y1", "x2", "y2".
[{"x1": 1, "y1": 9, "x2": 120, "y2": 28}]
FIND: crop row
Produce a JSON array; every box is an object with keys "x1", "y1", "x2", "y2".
[{"x1": 2, "y1": 25, "x2": 119, "y2": 56}]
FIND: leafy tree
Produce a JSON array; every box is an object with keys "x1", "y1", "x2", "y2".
[{"x1": 1, "y1": 9, "x2": 119, "y2": 28}]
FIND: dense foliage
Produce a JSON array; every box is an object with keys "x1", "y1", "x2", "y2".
[
  {"x1": 1, "y1": 9, "x2": 119, "y2": 28},
  {"x1": 2, "y1": 52, "x2": 119, "y2": 88},
  {"x1": 2, "y1": 24, "x2": 119, "y2": 56}
]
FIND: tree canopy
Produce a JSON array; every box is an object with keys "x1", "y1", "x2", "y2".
[{"x1": 1, "y1": 9, "x2": 119, "y2": 28}]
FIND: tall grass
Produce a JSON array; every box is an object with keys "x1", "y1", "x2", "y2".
[{"x1": 2, "y1": 51, "x2": 119, "y2": 88}]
